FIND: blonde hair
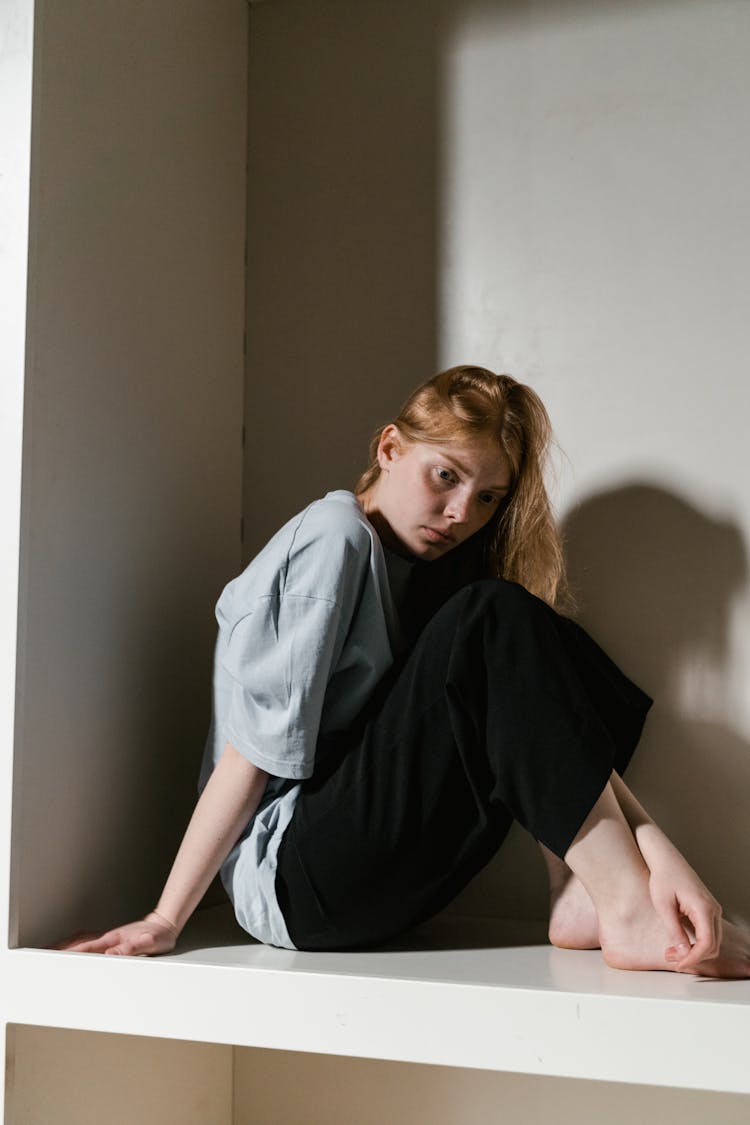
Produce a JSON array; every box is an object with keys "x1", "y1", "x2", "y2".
[{"x1": 354, "y1": 365, "x2": 575, "y2": 614}]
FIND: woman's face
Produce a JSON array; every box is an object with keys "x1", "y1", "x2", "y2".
[{"x1": 361, "y1": 426, "x2": 513, "y2": 560}]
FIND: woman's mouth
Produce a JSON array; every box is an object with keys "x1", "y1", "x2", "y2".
[{"x1": 424, "y1": 526, "x2": 454, "y2": 544}]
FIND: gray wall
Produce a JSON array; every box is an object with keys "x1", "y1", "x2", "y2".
[
  {"x1": 243, "y1": 0, "x2": 447, "y2": 552},
  {"x1": 12, "y1": 0, "x2": 248, "y2": 946}
]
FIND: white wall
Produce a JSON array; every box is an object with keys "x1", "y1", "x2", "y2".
[
  {"x1": 245, "y1": 0, "x2": 750, "y2": 927},
  {"x1": 11, "y1": 0, "x2": 248, "y2": 948}
]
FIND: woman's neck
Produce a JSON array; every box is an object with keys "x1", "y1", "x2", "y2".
[{"x1": 356, "y1": 487, "x2": 415, "y2": 560}]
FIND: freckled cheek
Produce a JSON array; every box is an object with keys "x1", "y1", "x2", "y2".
[{"x1": 418, "y1": 483, "x2": 440, "y2": 510}]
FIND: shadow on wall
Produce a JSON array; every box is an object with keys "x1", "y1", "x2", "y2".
[
  {"x1": 563, "y1": 482, "x2": 750, "y2": 925},
  {"x1": 446, "y1": 480, "x2": 750, "y2": 927}
]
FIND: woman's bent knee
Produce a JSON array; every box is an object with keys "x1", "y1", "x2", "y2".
[
  {"x1": 418, "y1": 577, "x2": 550, "y2": 647},
  {"x1": 465, "y1": 577, "x2": 545, "y2": 617}
]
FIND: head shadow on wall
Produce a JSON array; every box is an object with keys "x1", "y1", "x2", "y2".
[{"x1": 562, "y1": 481, "x2": 749, "y2": 923}]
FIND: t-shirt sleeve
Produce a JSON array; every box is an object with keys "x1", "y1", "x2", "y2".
[{"x1": 218, "y1": 510, "x2": 371, "y2": 779}]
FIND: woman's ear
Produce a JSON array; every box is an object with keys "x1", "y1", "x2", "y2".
[{"x1": 376, "y1": 424, "x2": 404, "y2": 471}]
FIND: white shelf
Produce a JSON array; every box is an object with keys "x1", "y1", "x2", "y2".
[{"x1": 4, "y1": 905, "x2": 750, "y2": 1094}]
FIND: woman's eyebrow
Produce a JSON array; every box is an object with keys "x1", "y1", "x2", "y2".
[{"x1": 440, "y1": 452, "x2": 510, "y2": 491}]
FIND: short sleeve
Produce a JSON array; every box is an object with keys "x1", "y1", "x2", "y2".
[
  {"x1": 221, "y1": 591, "x2": 348, "y2": 779},
  {"x1": 215, "y1": 495, "x2": 379, "y2": 780}
]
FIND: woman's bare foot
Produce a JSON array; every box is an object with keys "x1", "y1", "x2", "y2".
[
  {"x1": 599, "y1": 892, "x2": 679, "y2": 971},
  {"x1": 600, "y1": 897, "x2": 750, "y2": 977},
  {"x1": 685, "y1": 920, "x2": 750, "y2": 979},
  {"x1": 548, "y1": 868, "x2": 600, "y2": 950}
]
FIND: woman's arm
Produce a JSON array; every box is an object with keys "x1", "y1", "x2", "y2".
[{"x1": 56, "y1": 742, "x2": 269, "y2": 956}]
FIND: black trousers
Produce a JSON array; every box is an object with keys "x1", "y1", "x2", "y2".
[{"x1": 275, "y1": 579, "x2": 653, "y2": 952}]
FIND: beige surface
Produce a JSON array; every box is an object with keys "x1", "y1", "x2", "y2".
[
  {"x1": 6, "y1": 1027, "x2": 750, "y2": 1125},
  {"x1": 6, "y1": 1026, "x2": 232, "y2": 1125},
  {"x1": 234, "y1": 1046, "x2": 750, "y2": 1125}
]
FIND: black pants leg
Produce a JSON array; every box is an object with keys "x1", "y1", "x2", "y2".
[{"x1": 275, "y1": 579, "x2": 653, "y2": 952}]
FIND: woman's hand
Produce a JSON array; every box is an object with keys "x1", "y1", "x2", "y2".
[
  {"x1": 648, "y1": 855, "x2": 723, "y2": 972},
  {"x1": 609, "y1": 773, "x2": 724, "y2": 972},
  {"x1": 52, "y1": 911, "x2": 179, "y2": 957},
  {"x1": 52, "y1": 744, "x2": 268, "y2": 960}
]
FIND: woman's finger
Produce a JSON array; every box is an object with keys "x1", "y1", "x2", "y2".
[
  {"x1": 52, "y1": 918, "x2": 176, "y2": 957},
  {"x1": 671, "y1": 903, "x2": 722, "y2": 969},
  {"x1": 651, "y1": 892, "x2": 692, "y2": 962},
  {"x1": 53, "y1": 933, "x2": 119, "y2": 953},
  {"x1": 66, "y1": 932, "x2": 123, "y2": 954},
  {"x1": 48, "y1": 931, "x2": 104, "y2": 951}
]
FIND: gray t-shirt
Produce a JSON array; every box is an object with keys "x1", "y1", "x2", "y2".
[{"x1": 198, "y1": 489, "x2": 415, "y2": 948}]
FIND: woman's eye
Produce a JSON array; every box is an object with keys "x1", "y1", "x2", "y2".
[
  {"x1": 478, "y1": 493, "x2": 497, "y2": 506},
  {"x1": 436, "y1": 467, "x2": 454, "y2": 483}
]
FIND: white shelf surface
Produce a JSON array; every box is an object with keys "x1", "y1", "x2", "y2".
[{"x1": 4, "y1": 904, "x2": 750, "y2": 1093}]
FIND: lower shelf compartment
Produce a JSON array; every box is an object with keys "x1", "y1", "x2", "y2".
[{"x1": 6, "y1": 1025, "x2": 750, "y2": 1125}]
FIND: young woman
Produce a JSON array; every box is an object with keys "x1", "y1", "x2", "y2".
[{"x1": 58, "y1": 366, "x2": 750, "y2": 976}]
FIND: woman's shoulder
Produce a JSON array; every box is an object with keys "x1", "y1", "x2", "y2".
[
  {"x1": 219, "y1": 491, "x2": 376, "y2": 613},
  {"x1": 294, "y1": 489, "x2": 373, "y2": 548},
  {"x1": 283, "y1": 490, "x2": 377, "y2": 584}
]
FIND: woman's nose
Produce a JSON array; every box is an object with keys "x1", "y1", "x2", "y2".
[{"x1": 444, "y1": 492, "x2": 471, "y2": 523}]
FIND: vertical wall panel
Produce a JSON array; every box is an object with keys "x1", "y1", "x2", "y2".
[
  {"x1": 1, "y1": 5, "x2": 36, "y2": 1116},
  {"x1": 0, "y1": 2, "x2": 33, "y2": 831}
]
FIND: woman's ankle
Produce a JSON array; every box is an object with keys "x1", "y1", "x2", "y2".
[{"x1": 548, "y1": 875, "x2": 600, "y2": 949}]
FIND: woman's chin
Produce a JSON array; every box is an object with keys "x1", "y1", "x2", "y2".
[
  {"x1": 411, "y1": 535, "x2": 455, "y2": 559},
  {"x1": 379, "y1": 523, "x2": 455, "y2": 560}
]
